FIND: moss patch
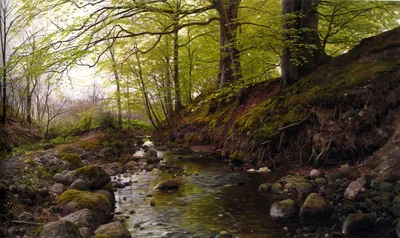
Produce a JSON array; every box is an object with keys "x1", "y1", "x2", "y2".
[
  {"x1": 58, "y1": 190, "x2": 111, "y2": 215},
  {"x1": 61, "y1": 153, "x2": 84, "y2": 169}
]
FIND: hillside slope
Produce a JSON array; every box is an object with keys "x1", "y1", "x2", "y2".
[{"x1": 167, "y1": 26, "x2": 400, "y2": 170}]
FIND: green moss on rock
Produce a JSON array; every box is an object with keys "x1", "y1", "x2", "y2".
[
  {"x1": 61, "y1": 153, "x2": 84, "y2": 169},
  {"x1": 75, "y1": 165, "x2": 111, "y2": 189},
  {"x1": 58, "y1": 190, "x2": 111, "y2": 215}
]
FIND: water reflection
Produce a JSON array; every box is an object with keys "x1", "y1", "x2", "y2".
[{"x1": 114, "y1": 151, "x2": 296, "y2": 238}]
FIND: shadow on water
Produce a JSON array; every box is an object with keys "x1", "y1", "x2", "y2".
[{"x1": 114, "y1": 150, "x2": 300, "y2": 238}]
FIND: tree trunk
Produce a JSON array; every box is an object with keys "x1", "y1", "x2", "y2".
[
  {"x1": 173, "y1": 18, "x2": 184, "y2": 112},
  {"x1": 164, "y1": 55, "x2": 173, "y2": 118},
  {"x1": 281, "y1": 0, "x2": 322, "y2": 87},
  {"x1": 216, "y1": 0, "x2": 242, "y2": 88}
]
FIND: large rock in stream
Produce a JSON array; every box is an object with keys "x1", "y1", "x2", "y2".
[
  {"x1": 60, "y1": 209, "x2": 100, "y2": 230},
  {"x1": 270, "y1": 199, "x2": 298, "y2": 219},
  {"x1": 74, "y1": 166, "x2": 111, "y2": 190},
  {"x1": 154, "y1": 179, "x2": 180, "y2": 190},
  {"x1": 342, "y1": 213, "x2": 374, "y2": 235},
  {"x1": 299, "y1": 193, "x2": 330, "y2": 218},
  {"x1": 94, "y1": 221, "x2": 131, "y2": 238},
  {"x1": 33, "y1": 220, "x2": 82, "y2": 238}
]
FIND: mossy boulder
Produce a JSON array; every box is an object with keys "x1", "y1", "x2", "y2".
[
  {"x1": 390, "y1": 204, "x2": 400, "y2": 218},
  {"x1": 94, "y1": 221, "x2": 131, "y2": 238},
  {"x1": 295, "y1": 182, "x2": 314, "y2": 199},
  {"x1": 61, "y1": 153, "x2": 84, "y2": 170},
  {"x1": 342, "y1": 213, "x2": 374, "y2": 235},
  {"x1": 92, "y1": 235, "x2": 111, "y2": 238},
  {"x1": 299, "y1": 193, "x2": 330, "y2": 218},
  {"x1": 271, "y1": 183, "x2": 283, "y2": 194},
  {"x1": 75, "y1": 166, "x2": 111, "y2": 190},
  {"x1": 270, "y1": 199, "x2": 298, "y2": 219},
  {"x1": 315, "y1": 178, "x2": 326, "y2": 185},
  {"x1": 393, "y1": 196, "x2": 400, "y2": 205},
  {"x1": 58, "y1": 190, "x2": 112, "y2": 220},
  {"x1": 370, "y1": 179, "x2": 381, "y2": 190},
  {"x1": 258, "y1": 183, "x2": 272, "y2": 193},
  {"x1": 33, "y1": 220, "x2": 82, "y2": 238},
  {"x1": 60, "y1": 209, "x2": 100, "y2": 230},
  {"x1": 380, "y1": 181, "x2": 394, "y2": 193}
]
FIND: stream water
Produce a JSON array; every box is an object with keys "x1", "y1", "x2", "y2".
[{"x1": 113, "y1": 149, "x2": 300, "y2": 238}]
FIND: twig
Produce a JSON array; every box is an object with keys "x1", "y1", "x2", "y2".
[
  {"x1": 277, "y1": 131, "x2": 285, "y2": 151},
  {"x1": 278, "y1": 113, "x2": 311, "y2": 131},
  {"x1": 12, "y1": 220, "x2": 44, "y2": 226}
]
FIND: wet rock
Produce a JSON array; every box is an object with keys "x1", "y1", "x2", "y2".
[
  {"x1": 94, "y1": 189, "x2": 116, "y2": 208},
  {"x1": 271, "y1": 183, "x2": 283, "y2": 194},
  {"x1": 357, "y1": 175, "x2": 374, "y2": 188},
  {"x1": 394, "y1": 184, "x2": 400, "y2": 195},
  {"x1": 18, "y1": 212, "x2": 34, "y2": 221},
  {"x1": 74, "y1": 166, "x2": 111, "y2": 190},
  {"x1": 51, "y1": 183, "x2": 67, "y2": 195},
  {"x1": 382, "y1": 169, "x2": 399, "y2": 182},
  {"x1": 154, "y1": 179, "x2": 180, "y2": 190},
  {"x1": 39, "y1": 187, "x2": 49, "y2": 197},
  {"x1": 390, "y1": 204, "x2": 400, "y2": 218},
  {"x1": 270, "y1": 199, "x2": 299, "y2": 219},
  {"x1": 315, "y1": 178, "x2": 326, "y2": 185},
  {"x1": 16, "y1": 184, "x2": 35, "y2": 200},
  {"x1": 310, "y1": 169, "x2": 324, "y2": 179},
  {"x1": 380, "y1": 181, "x2": 394, "y2": 193},
  {"x1": 146, "y1": 157, "x2": 161, "y2": 164},
  {"x1": 258, "y1": 183, "x2": 272, "y2": 193},
  {"x1": 258, "y1": 167, "x2": 270, "y2": 173},
  {"x1": 342, "y1": 213, "x2": 374, "y2": 235},
  {"x1": 344, "y1": 180, "x2": 367, "y2": 201},
  {"x1": 393, "y1": 196, "x2": 400, "y2": 204},
  {"x1": 58, "y1": 190, "x2": 112, "y2": 222},
  {"x1": 340, "y1": 164, "x2": 351, "y2": 176},
  {"x1": 60, "y1": 209, "x2": 100, "y2": 230},
  {"x1": 145, "y1": 149, "x2": 157, "y2": 158},
  {"x1": 296, "y1": 182, "x2": 314, "y2": 199},
  {"x1": 70, "y1": 179, "x2": 88, "y2": 191},
  {"x1": 299, "y1": 193, "x2": 330, "y2": 218},
  {"x1": 33, "y1": 220, "x2": 81, "y2": 238},
  {"x1": 370, "y1": 179, "x2": 381, "y2": 190},
  {"x1": 79, "y1": 227, "x2": 94, "y2": 238},
  {"x1": 215, "y1": 230, "x2": 233, "y2": 238},
  {"x1": 94, "y1": 221, "x2": 131, "y2": 238}
]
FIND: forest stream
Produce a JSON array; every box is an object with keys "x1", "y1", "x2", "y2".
[{"x1": 114, "y1": 147, "x2": 293, "y2": 238}]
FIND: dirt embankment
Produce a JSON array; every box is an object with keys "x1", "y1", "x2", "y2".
[{"x1": 166, "y1": 26, "x2": 400, "y2": 170}]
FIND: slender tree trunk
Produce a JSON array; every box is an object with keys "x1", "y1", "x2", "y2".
[
  {"x1": 216, "y1": 0, "x2": 242, "y2": 88},
  {"x1": 173, "y1": 17, "x2": 184, "y2": 112},
  {"x1": 164, "y1": 55, "x2": 173, "y2": 118},
  {"x1": 109, "y1": 45, "x2": 122, "y2": 129},
  {"x1": 281, "y1": 0, "x2": 322, "y2": 87},
  {"x1": 26, "y1": 76, "x2": 32, "y2": 123}
]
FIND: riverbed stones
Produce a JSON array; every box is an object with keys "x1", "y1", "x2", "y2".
[
  {"x1": 390, "y1": 204, "x2": 400, "y2": 218},
  {"x1": 79, "y1": 227, "x2": 94, "y2": 238},
  {"x1": 154, "y1": 179, "x2": 180, "y2": 190},
  {"x1": 344, "y1": 180, "x2": 367, "y2": 201},
  {"x1": 33, "y1": 220, "x2": 82, "y2": 238},
  {"x1": 94, "y1": 221, "x2": 131, "y2": 238},
  {"x1": 215, "y1": 231, "x2": 233, "y2": 238},
  {"x1": 370, "y1": 179, "x2": 381, "y2": 190},
  {"x1": 299, "y1": 193, "x2": 329, "y2": 218},
  {"x1": 74, "y1": 166, "x2": 111, "y2": 190},
  {"x1": 60, "y1": 209, "x2": 100, "y2": 230},
  {"x1": 382, "y1": 169, "x2": 399, "y2": 182},
  {"x1": 70, "y1": 179, "x2": 88, "y2": 191},
  {"x1": 340, "y1": 164, "x2": 351, "y2": 177},
  {"x1": 51, "y1": 183, "x2": 67, "y2": 195},
  {"x1": 296, "y1": 182, "x2": 314, "y2": 199},
  {"x1": 270, "y1": 199, "x2": 298, "y2": 219},
  {"x1": 145, "y1": 149, "x2": 157, "y2": 158},
  {"x1": 271, "y1": 183, "x2": 283, "y2": 194},
  {"x1": 94, "y1": 189, "x2": 115, "y2": 208},
  {"x1": 342, "y1": 213, "x2": 374, "y2": 235},
  {"x1": 393, "y1": 196, "x2": 400, "y2": 204},
  {"x1": 380, "y1": 181, "x2": 394, "y2": 193},
  {"x1": 357, "y1": 175, "x2": 374, "y2": 188},
  {"x1": 310, "y1": 169, "x2": 323, "y2": 179},
  {"x1": 258, "y1": 183, "x2": 271, "y2": 193}
]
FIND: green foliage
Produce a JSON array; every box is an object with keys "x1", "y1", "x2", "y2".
[{"x1": 98, "y1": 112, "x2": 116, "y2": 129}]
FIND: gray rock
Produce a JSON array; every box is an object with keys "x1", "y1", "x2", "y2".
[
  {"x1": 310, "y1": 169, "x2": 323, "y2": 179},
  {"x1": 154, "y1": 179, "x2": 180, "y2": 190},
  {"x1": 382, "y1": 169, "x2": 399, "y2": 182},
  {"x1": 340, "y1": 164, "x2": 351, "y2": 176},
  {"x1": 79, "y1": 227, "x2": 94, "y2": 238},
  {"x1": 70, "y1": 179, "x2": 88, "y2": 191},
  {"x1": 94, "y1": 190, "x2": 115, "y2": 208},
  {"x1": 74, "y1": 166, "x2": 110, "y2": 190},
  {"x1": 271, "y1": 183, "x2": 283, "y2": 194},
  {"x1": 18, "y1": 212, "x2": 34, "y2": 222},
  {"x1": 60, "y1": 209, "x2": 100, "y2": 230},
  {"x1": 258, "y1": 183, "x2": 272, "y2": 193},
  {"x1": 54, "y1": 173, "x2": 69, "y2": 185},
  {"x1": 370, "y1": 179, "x2": 381, "y2": 190},
  {"x1": 357, "y1": 175, "x2": 374, "y2": 188},
  {"x1": 94, "y1": 221, "x2": 131, "y2": 238},
  {"x1": 296, "y1": 182, "x2": 314, "y2": 199},
  {"x1": 51, "y1": 183, "x2": 67, "y2": 195},
  {"x1": 270, "y1": 199, "x2": 298, "y2": 219},
  {"x1": 16, "y1": 184, "x2": 35, "y2": 200},
  {"x1": 342, "y1": 213, "x2": 374, "y2": 235},
  {"x1": 38, "y1": 187, "x2": 49, "y2": 197},
  {"x1": 33, "y1": 220, "x2": 82, "y2": 238},
  {"x1": 344, "y1": 180, "x2": 367, "y2": 201},
  {"x1": 299, "y1": 193, "x2": 330, "y2": 218},
  {"x1": 380, "y1": 181, "x2": 394, "y2": 193},
  {"x1": 390, "y1": 204, "x2": 400, "y2": 218},
  {"x1": 145, "y1": 149, "x2": 157, "y2": 158}
]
